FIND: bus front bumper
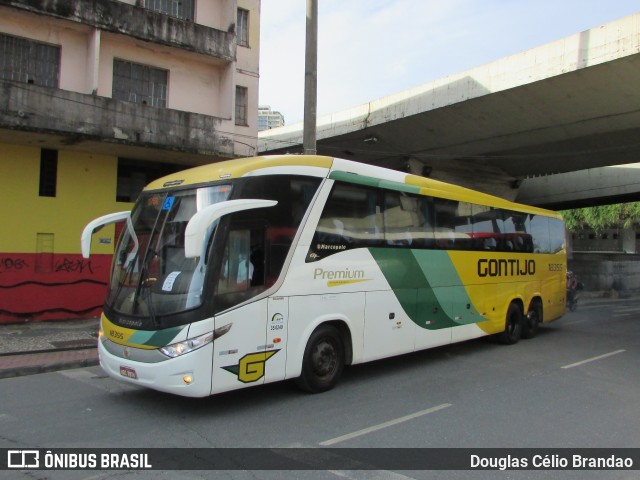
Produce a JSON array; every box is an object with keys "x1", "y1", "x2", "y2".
[{"x1": 98, "y1": 340, "x2": 213, "y2": 398}]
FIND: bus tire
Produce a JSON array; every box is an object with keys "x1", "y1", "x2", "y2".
[
  {"x1": 522, "y1": 301, "x2": 541, "y2": 339},
  {"x1": 295, "y1": 325, "x2": 344, "y2": 394},
  {"x1": 498, "y1": 303, "x2": 523, "y2": 345}
]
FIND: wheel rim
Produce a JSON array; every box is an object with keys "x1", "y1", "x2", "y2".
[
  {"x1": 311, "y1": 338, "x2": 338, "y2": 378},
  {"x1": 507, "y1": 315, "x2": 516, "y2": 335},
  {"x1": 507, "y1": 310, "x2": 521, "y2": 339}
]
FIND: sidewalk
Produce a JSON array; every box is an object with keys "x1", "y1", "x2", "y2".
[{"x1": 0, "y1": 318, "x2": 100, "y2": 379}]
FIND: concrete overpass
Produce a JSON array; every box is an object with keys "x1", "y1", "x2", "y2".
[
  {"x1": 259, "y1": 13, "x2": 640, "y2": 205},
  {"x1": 518, "y1": 163, "x2": 640, "y2": 209}
]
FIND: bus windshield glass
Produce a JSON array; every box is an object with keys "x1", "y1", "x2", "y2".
[{"x1": 106, "y1": 185, "x2": 232, "y2": 317}]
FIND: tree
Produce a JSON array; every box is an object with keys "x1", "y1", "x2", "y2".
[{"x1": 561, "y1": 202, "x2": 640, "y2": 233}]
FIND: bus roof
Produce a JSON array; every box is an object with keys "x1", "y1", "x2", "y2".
[{"x1": 145, "y1": 155, "x2": 561, "y2": 219}]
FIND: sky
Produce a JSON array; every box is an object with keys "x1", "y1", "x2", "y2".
[{"x1": 258, "y1": 0, "x2": 639, "y2": 126}]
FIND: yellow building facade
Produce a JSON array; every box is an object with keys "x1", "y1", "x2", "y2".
[{"x1": 0, "y1": 0, "x2": 261, "y2": 322}]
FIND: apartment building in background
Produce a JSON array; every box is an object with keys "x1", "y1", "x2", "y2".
[
  {"x1": 0, "y1": 0, "x2": 261, "y2": 322},
  {"x1": 258, "y1": 105, "x2": 284, "y2": 131}
]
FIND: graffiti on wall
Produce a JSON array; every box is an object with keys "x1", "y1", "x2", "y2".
[
  {"x1": 0, "y1": 253, "x2": 111, "y2": 323},
  {"x1": 0, "y1": 257, "x2": 29, "y2": 273}
]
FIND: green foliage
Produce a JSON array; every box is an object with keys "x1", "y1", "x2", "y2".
[{"x1": 561, "y1": 203, "x2": 640, "y2": 233}]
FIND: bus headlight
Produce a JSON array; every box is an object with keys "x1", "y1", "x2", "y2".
[
  {"x1": 158, "y1": 323, "x2": 232, "y2": 358},
  {"x1": 160, "y1": 331, "x2": 214, "y2": 358}
]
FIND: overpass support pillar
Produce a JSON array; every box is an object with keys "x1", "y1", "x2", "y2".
[{"x1": 623, "y1": 228, "x2": 637, "y2": 254}]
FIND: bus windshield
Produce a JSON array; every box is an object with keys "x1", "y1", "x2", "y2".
[{"x1": 106, "y1": 185, "x2": 232, "y2": 318}]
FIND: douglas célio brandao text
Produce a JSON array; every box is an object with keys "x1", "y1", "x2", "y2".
[{"x1": 470, "y1": 453, "x2": 634, "y2": 470}]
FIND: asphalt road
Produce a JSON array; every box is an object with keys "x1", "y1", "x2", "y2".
[{"x1": 1, "y1": 297, "x2": 639, "y2": 479}]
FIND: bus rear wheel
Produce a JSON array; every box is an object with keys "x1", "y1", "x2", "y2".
[
  {"x1": 295, "y1": 325, "x2": 344, "y2": 393},
  {"x1": 498, "y1": 303, "x2": 523, "y2": 345},
  {"x1": 522, "y1": 302, "x2": 541, "y2": 339}
]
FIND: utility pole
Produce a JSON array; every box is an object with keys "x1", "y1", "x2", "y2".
[{"x1": 303, "y1": 0, "x2": 317, "y2": 155}]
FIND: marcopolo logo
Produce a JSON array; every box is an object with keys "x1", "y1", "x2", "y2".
[{"x1": 477, "y1": 259, "x2": 536, "y2": 278}]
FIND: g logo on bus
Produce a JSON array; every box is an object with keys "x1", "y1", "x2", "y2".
[{"x1": 222, "y1": 350, "x2": 279, "y2": 383}]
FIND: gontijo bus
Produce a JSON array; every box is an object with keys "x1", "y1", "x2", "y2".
[{"x1": 81, "y1": 155, "x2": 566, "y2": 397}]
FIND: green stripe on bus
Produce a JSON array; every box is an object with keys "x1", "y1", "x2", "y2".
[
  {"x1": 329, "y1": 171, "x2": 421, "y2": 195},
  {"x1": 129, "y1": 325, "x2": 185, "y2": 348},
  {"x1": 369, "y1": 248, "x2": 482, "y2": 329}
]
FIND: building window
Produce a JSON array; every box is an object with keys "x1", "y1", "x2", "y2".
[
  {"x1": 237, "y1": 8, "x2": 249, "y2": 47},
  {"x1": 39, "y1": 149, "x2": 58, "y2": 197},
  {"x1": 112, "y1": 59, "x2": 168, "y2": 108},
  {"x1": 116, "y1": 158, "x2": 183, "y2": 202},
  {"x1": 235, "y1": 86, "x2": 248, "y2": 126},
  {"x1": 0, "y1": 33, "x2": 60, "y2": 87},
  {"x1": 142, "y1": 0, "x2": 194, "y2": 21}
]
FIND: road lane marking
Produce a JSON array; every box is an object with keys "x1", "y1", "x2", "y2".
[
  {"x1": 561, "y1": 319, "x2": 588, "y2": 326},
  {"x1": 561, "y1": 349, "x2": 626, "y2": 369},
  {"x1": 276, "y1": 446, "x2": 416, "y2": 479},
  {"x1": 319, "y1": 403, "x2": 452, "y2": 446}
]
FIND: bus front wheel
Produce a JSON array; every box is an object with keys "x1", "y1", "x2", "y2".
[
  {"x1": 295, "y1": 325, "x2": 344, "y2": 393},
  {"x1": 498, "y1": 303, "x2": 523, "y2": 345}
]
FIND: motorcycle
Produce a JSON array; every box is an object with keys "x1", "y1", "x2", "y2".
[{"x1": 566, "y1": 272, "x2": 584, "y2": 311}]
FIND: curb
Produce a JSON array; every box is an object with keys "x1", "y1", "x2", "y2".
[{"x1": 0, "y1": 348, "x2": 99, "y2": 379}]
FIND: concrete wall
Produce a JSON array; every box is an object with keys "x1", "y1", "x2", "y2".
[
  {"x1": 569, "y1": 252, "x2": 640, "y2": 294},
  {"x1": 0, "y1": 82, "x2": 235, "y2": 157}
]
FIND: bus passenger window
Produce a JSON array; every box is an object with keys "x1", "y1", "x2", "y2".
[
  {"x1": 214, "y1": 226, "x2": 268, "y2": 313},
  {"x1": 308, "y1": 182, "x2": 383, "y2": 261},
  {"x1": 217, "y1": 230, "x2": 253, "y2": 295},
  {"x1": 383, "y1": 191, "x2": 424, "y2": 247},
  {"x1": 433, "y1": 198, "x2": 458, "y2": 249},
  {"x1": 527, "y1": 215, "x2": 551, "y2": 253}
]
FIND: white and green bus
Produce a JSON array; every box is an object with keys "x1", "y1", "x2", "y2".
[{"x1": 82, "y1": 155, "x2": 566, "y2": 397}]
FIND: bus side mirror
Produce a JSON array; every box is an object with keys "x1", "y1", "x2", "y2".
[
  {"x1": 184, "y1": 199, "x2": 277, "y2": 258},
  {"x1": 81, "y1": 211, "x2": 131, "y2": 258}
]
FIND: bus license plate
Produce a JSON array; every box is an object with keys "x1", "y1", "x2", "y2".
[{"x1": 120, "y1": 366, "x2": 138, "y2": 380}]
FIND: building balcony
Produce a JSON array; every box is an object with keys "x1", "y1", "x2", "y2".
[
  {"x1": 0, "y1": 0, "x2": 235, "y2": 61},
  {"x1": 0, "y1": 80, "x2": 236, "y2": 161}
]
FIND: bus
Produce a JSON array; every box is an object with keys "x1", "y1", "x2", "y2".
[{"x1": 81, "y1": 155, "x2": 566, "y2": 397}]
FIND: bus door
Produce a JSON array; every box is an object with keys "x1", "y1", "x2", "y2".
[
  {"x1": 211, "y1": 298, "x2": 269, "y2": 394},
  {"x1": 211, "y1": 222, "x2": 273, "y2": 393}
]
